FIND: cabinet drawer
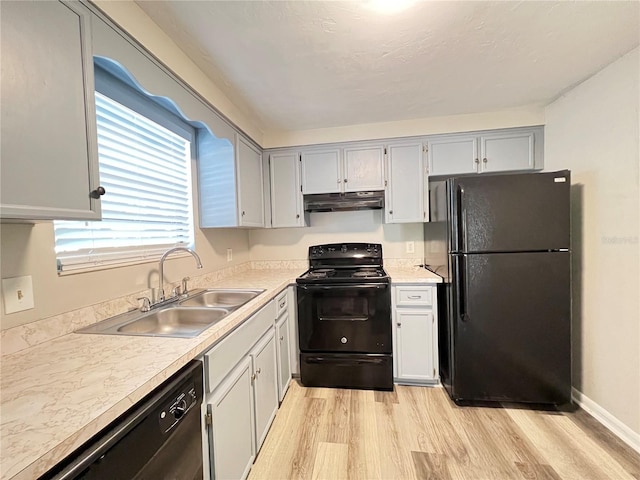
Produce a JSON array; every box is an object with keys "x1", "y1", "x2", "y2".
[
  {"x1": 205, "y1": 299, "x2": 276, "y2": 392},
  {"x1": 276, "y1": 290, "x2": 288, "y2": 317},
  {"x1": 395, "y1": 286, "x2": 433, "y2": 306}
]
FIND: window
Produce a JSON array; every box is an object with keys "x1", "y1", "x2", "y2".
[{"x1": 54, "y1": 66, "x2": 195, "y2": 273}]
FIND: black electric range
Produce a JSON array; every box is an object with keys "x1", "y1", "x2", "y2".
[{"x1": 296, "y1": 243, "x2": 393, "y2": 391}]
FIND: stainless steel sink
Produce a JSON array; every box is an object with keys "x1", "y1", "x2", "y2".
[
  {"x1": 75, "y1": 288, "x2": 265, "y2": 338},
  {"x1": 117, "y1": 307, "x2": 229, "y2": 337},
  {"x1": 76, "y1": 306, "x2": 230, "y2": 338},
  {"x1": 179, "y1": 289, "x2": 264, "y2": 309}
]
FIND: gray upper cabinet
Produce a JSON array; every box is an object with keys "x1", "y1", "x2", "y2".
[
  {"x1": 0, "y1": 0, "x2": 101, "y2": 221},
  {"x1": 268, "y1": 151, "x2": 305, "y2": 228},
  {"x1": 385, "y1": 141, "x2": 428, "y2": 224},
  {"x1": 199, "y1": 133, "x2": 265, "y2": 228},
  {"x1": 343, "y1": 145, "x2": 385, "y2": 192},
  {"x1": 427, "y1": 127, "x2": 543, "y2": 177},
  {"x1": 300, "y1": 148, "x2": 342, "y2": 194},
  {"x1": 237, "y1": 136, "x2": 265, "y2": 227}
]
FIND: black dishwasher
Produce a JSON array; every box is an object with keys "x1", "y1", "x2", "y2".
[{"x1": 41, "y1": 360, "x2": 204, "y2": 480}]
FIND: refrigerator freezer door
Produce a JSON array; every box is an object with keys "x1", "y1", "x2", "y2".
[
  {"x1": 449, "y1": 251, "x2": 571, "y2": 404},
  {"x1": 449, "y1": 171, "x2": 570, "y2": 253}
]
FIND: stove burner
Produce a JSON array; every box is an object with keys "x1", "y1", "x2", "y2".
[
  {"x1": 307, "y1": 268, "x2": 336, "y2": 278},
  {"x1": 352, "y1": 270, "x2": 383, "y2": 278}
]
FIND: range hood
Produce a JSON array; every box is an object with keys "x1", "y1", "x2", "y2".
[{"x1": 304, "y1": 191, "x2": 385, "y2": 212}]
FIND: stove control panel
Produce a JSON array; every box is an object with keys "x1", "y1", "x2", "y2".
[{"x1": 309, "y1": 243, "x2": 382, "y2": 260}]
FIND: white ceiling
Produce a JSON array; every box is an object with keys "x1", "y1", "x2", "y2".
[{"x1": 135, "y1": 1, "x2": 639, "y2": 133}]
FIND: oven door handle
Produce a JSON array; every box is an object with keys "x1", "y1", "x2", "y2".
[{"x1": 297, "y1": 283, "x2": 388, "y2": 291}]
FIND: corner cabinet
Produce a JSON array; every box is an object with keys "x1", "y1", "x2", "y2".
[
  {"x1": 392, "y1": 285, "x2": 439, "y2": 384},
  {"x1": 385, "y1": 141, "x2": 429, "y2": 224},
  {"x1": 0, "y1": 0, "x2": 102, "y2": 221},
  {"x1": 427, "y1": 127, "x2": 543, "y2": 177}
]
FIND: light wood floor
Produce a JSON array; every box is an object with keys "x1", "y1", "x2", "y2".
[{"x1": 248, "y1": 380, "x2": 640, "y2": 480}]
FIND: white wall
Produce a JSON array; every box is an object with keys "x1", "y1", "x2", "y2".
[
  {"x1": 249, "y1": 210, "x2": 424, "y2": 262},
  {"x1": 544, "y1": 47, "x2": 639, "y2": 436},
  {"x1": 264, "y1": 106, "x2": 545, "y2": 148}
]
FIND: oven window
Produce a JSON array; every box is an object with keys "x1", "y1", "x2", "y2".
[{"x1": 317, "y1": 296, "x2": 369, "y2": 321}]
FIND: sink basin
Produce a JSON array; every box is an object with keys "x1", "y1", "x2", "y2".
[
  {"x1": 179, "y1": 289, "x2": 264, "y2": 309},
  {"x1": 76, "y1": 288, "x2": 264, "y2": 338},
  {"x1": 117, "y1": 307, "x2": 229, "y2": 337},
  {"x1": 76, "y1": 306, "x2": 230, "y2": 338}
]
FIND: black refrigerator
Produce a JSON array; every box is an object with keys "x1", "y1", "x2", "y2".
[{"x1": 425, "y1": 170, "x2": 571, "y2": 405}]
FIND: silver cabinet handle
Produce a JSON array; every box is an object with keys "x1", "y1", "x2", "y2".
[
  {"x1": 483, "y1": 157, "x2": 488, "y2": 163},
  {"x1": 257, "y1": 368, "x2": 261, "y2": 374},
  {"x1": 280, "y1": 335, "x2": 284, "y2": 341},
  {"x1": 279, "y1": 301, "x2": 286, "y2": 308},
  {"x1": 407, "y1": 295, "x2": 422, "y2": 299},
  {"x1": 251, "y1": 373, "x2": 256, "y2": 381}
]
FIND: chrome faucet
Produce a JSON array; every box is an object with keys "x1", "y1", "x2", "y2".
[{"x1": 158, "y1": 247, "x2": 203, "y2": 302}]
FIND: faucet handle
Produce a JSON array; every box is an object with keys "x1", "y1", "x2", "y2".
[
  {"x1": 137, "y1": 297, "x2": 151, "y2": 312},
  {"x1": 181, "y1": 277, "x2": 191, "y2": 295},
  {"x1": 172, "y1": 285, "x2": 182, "y2": 297}
]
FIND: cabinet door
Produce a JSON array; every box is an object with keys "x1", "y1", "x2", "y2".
[
  {"x1": 269, "y1": 152, "x2": 304, "y2": 228},
  {"x1": 395, "y1": 309, "x2": 436, "y2": 382},
  {"x1": 237, "y1": 135, "x2": 264, "y2": 227},
  {"x1": 208, "y1": 356, "x2": 255, "y2": 480},
  {"x1": 0, "y1": 0, "x2": 100, "y2": 220},
  {"x1": 343, "y1": 145, "x2": 385, "y2": 192},
  {"x1": 427, "y1": 136, "x2": 478, "y2": 176},
  {"x1": 301, "y1": 148, "x2": 341, "y2": 194},
  {"x1": 386, "y1": 142, "x2": 427, "y2": 223},
  {"x1": 251, "y1": 329, "x2": 279, "y2": 452},
  {"x1": 276, "y1": 313, "x2": 292, "y2": 402},
  {"x1": 479, "y1": 131, "x2": 535, "y2": 173}
]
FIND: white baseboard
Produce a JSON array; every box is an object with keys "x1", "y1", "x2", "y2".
[{"x1": 571, "y1": 387, "x2": 640, "y2": 454}]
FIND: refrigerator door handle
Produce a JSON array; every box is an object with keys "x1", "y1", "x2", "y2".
[
  {"x1": 459, "y1": 186, "x2": 468, "y2": 252},
  {"x1": 457, "y1": 256, "x2": 470, "y2": 322}
]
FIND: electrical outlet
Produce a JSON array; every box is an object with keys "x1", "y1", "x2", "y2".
[
  {"x1": 2, "y1": 275, "x2": 35, "y2": 314},
  {"x1": 405, "y1": 241, "x2": 415, "y2": 254},
  {"x1": 227, "y1": 248, "x2": 233, "y2": 262}
]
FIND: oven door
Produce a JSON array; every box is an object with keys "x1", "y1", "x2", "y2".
[{"x1": 297, "y1": 283, "x2": 391, "y2": 354}]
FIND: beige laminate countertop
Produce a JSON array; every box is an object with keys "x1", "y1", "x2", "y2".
[{"x1": 0, "y1": 265, "x2": 441, "y2": 480}]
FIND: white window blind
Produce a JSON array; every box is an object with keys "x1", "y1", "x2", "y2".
[{"x1": 54, "y1": 91, "x2": 195, "y2": 273}]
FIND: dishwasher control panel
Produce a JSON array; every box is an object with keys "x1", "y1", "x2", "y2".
[{"x1": 158, "y1": 381, "x2": 197, "y2": 433}]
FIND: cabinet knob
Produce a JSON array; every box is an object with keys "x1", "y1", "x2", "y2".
[
  {"x1": 344, "y1": 179, "x2": 348, "y2": 183},
  {"x1": 397, "y1": 322, "x2": 402, "y2": 327},
  {"x1": 242, "y1": 211, "x2": 246, "y2": 216},
  {"x1": 474, "y1": 158, "x2": 479, "y2": 164},
  {"x1": 90, "y1": 186, "x2": 106, "y2": 198},
  {"x1": 280, "y1": 335, "x2": 284, "y2": 341},
  {"x1": 296, "y1": 214, "x2": 300, "y2": 219},
  {"x1": 256, "y1": 368, "x2": 261, "y2": 374},
  {"x1": 389, "y1": 210, "x2": 393, "y2": 215},
  {"x1": 251, "y1": 373, "x2": 257, "y2": 381},
  {"x1": 483, "y1": 157, "x2": 488, "y2": 163}
]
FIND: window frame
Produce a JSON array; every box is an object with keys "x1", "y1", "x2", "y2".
[{"x1": 54, "y1": 65, "x2": 197, "y2": 275}]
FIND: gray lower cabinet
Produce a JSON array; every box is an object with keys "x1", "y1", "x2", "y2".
[
  {"x1": 204, "y1": 296, "x2": 286, "y2": 480},
  {"x1": 250, "y1": 329, "x2": 279, "y2": 451},
  {"x1": 275, "y1": 290, "x2": 292, "y2": 401},
  {"x1": 393, "y1": 285, "x2": 439, "y2": 384},
  {"x1": 207, "y1": 356, "x2": 255, "y2": 480},
  {"x1": 0, "y1": 0, "x2": 101, "y2": 220}
]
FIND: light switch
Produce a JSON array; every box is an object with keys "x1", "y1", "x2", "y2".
[{"x1": 2, "y1": 275, "x2": 35, "y2": 314}]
